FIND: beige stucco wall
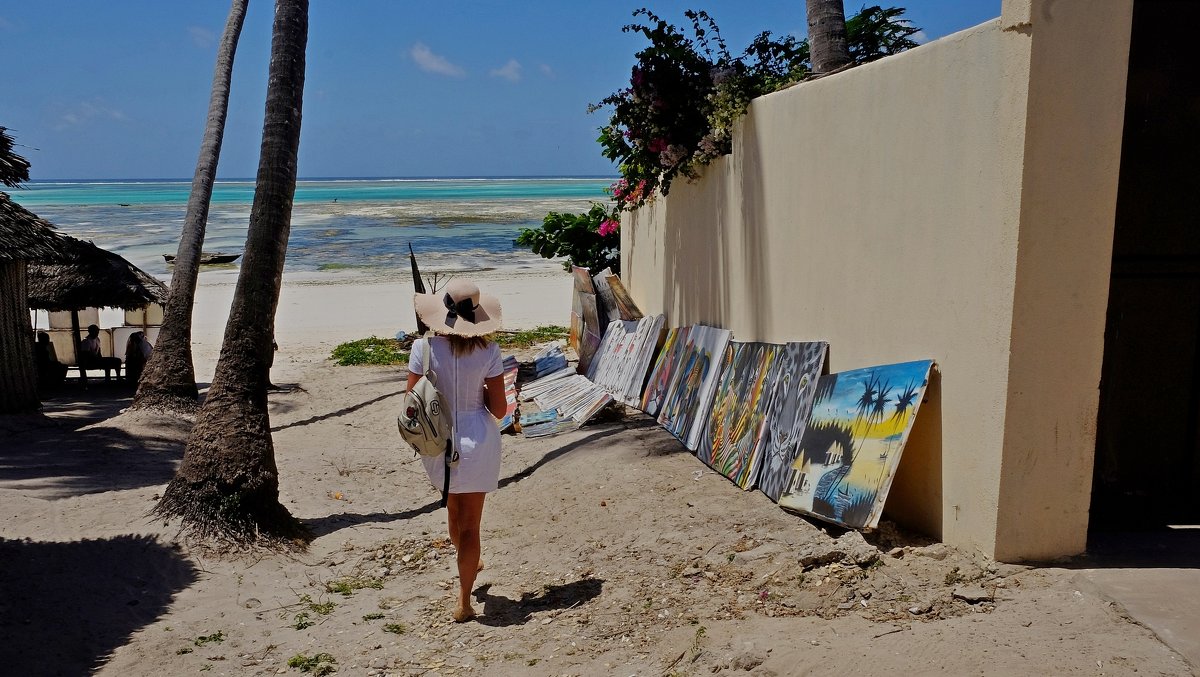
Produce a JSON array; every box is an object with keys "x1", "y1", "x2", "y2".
[{"x1": 622, "y1": 0, "x2": 1133, "y2": 561}]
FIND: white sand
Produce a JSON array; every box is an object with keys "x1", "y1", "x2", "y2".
[{"x1": 188, "y1": 264, "x2": 573, "y2": 379}]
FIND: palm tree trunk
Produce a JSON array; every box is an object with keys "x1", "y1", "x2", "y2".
[
  {"x1": 153, "y1": 0, "x2": 309, "y2": 547},
  {"x1": 807, "y1": 0, "x2": 851, "y2": 75},
  {"x1": 0, "y1": 262, "x2": 38, "y2": 414},
  {"x1": 133, "y1": 0, "x2": 249, "y2": 412}
]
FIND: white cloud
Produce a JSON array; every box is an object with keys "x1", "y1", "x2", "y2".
[
  {"x1": 55, "y1": 99, "x2": 128, "y2": 130},
  {"x1": 188, "y1": 25, "x2": 216, "y2": 48},
  {"x1": 410, "y1": 42, "x2": 465, "y2": 77},
  {"x1": 490, "y1": 59, "x2": 522, "y2": 82},
  {"x1": 538, "y1": 63, "x2": 554, "y2": 78},
  {"x1": 911, "y1": 29, "x2": 928, "y2": 44}
]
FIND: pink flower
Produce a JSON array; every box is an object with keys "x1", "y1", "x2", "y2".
[
  {"x1": 598, "y1": 219, "x2": 620, "y2": 237},
  {"x1": 647, "y1": 138, "x2": 668, "y2": 153}
]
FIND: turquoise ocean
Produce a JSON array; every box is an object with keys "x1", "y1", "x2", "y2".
[{"x1": 8, "y1": 178, "x2": 612, "y2": 279}]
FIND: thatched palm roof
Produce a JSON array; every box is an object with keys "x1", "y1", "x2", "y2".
[
  {"x1": 27, "y1": 236, "x2": 169, "y2": 312},
  {"x1": 0, "y1": 192, "x2": 69, "y2": 263}
]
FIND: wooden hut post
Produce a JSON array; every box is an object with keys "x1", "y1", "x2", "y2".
[{"x1": 0, "y1": 261, "x2": 39, "y2": 413}]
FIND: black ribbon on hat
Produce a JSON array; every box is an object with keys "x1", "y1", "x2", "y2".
[{"x1": 443, "y1": 293, "x2": 478, "y2": 323}]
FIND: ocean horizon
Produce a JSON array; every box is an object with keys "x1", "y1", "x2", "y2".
[{"x1": 8, "y1": 177, "x2": 614, "y2": 278}]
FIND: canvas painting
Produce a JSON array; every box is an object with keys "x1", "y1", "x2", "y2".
[
  {"x1": 751, "y1": 341, "x2": 829, "y2": 501},
  {"x1": 605, "y1": 274, "x2": 643, "y2": 320},
  {"x1": 497, "y1": 355, "x2": 519, "y2": 431},
  {"x1": 697, "y1": 342, "x2": 782, "y2": 489},
  {"x1": 640, "y1": 326, "x2": 689, "y2": 417},
  {"x1": 778, "y1": 359, "x2": 934, "y2": 530},
  {"x1": 591, "y1": 267, "x2": 623, "y2": 324},
  {"x1": 658, "y1": 325, "x2": 732, "y2": 451},
  {"x1": 588, "y1": 315, "x2": 665, "y2": 406}
]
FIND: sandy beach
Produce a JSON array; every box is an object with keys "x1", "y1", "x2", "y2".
[{"x1": 0, "y1": 265, "x2": 1194, "y2": 676}]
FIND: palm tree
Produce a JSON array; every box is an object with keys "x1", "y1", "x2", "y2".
[
  {"x1": 153, "y1": 0, "x2": 309, "y2": 546},
  {"x1": 133, "y1": 0, "x2": 250, "y2": 411},
  {"x1": 806, "y1": 0, "x2": 851, "y2": 75}
]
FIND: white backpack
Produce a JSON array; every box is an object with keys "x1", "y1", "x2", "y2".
[
  {"x1": 397, "y1": 345, "x2": 458, "y2": 506},
  {"x1": 398, "y1": 368, "x2": 453, "y2": 458}
]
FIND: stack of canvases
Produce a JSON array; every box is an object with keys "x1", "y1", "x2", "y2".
[{"x1": 636, "y1": 326, "x2": 934, "y2": 531}]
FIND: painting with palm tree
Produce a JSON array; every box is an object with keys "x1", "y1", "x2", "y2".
[
  {"x1": 778, "y1": 359, "x2": 933, "y2": 529},
  {"x1": 697, "y1": 342, "x2": 782, "y2": 489},
  {"x1": 752, "y1": 341, "x2": 829, "y2": 502}
]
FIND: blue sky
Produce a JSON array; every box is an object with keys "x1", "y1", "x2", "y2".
[{"x1": 0, "y1": 1, "x2": 1000, "y2": 179}]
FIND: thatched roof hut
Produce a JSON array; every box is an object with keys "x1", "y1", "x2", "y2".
[
  {"x1": 27, "y1": 236, "x2": 169, "y2": 312},
  {"x1": 0, "y1": 191, "x2": 69, "y2": 263}
]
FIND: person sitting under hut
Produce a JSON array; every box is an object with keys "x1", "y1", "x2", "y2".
[
  {"x1": 34, "y1": 331, "x2": 68, "y2": 388},
  {"x1": 79, "y1": 324, "x2": 122, "y2": 381},
  {"x1": 124, "y1": 331, "x2": 153, "y2": 384}
]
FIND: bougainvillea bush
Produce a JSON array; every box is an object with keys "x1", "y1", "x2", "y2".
[
  {"x1": 515, "y1": 202, "x2": 621, "y2": 274},
  {"x1": 592, "y1": 6, "x2": 920, "y2": 212}
]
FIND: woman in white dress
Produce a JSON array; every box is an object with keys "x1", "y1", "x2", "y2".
[{"x1": 408, "y1": 279, "x2": 507, "y2": 622}]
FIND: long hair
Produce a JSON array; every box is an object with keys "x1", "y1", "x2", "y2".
[{"x1": 444, "y1": 334, "x2": 491, "y2": 356}]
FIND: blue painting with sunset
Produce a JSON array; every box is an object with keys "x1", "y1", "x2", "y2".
[{"x1": 778, "y1": 359, "x2": 934, "y2": 530}]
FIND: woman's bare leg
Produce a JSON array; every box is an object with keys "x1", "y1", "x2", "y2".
[{"x1": 446, "y1": 492, "x2": 486, "y2": 621}]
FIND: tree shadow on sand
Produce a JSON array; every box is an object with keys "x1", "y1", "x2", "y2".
[
  {"x1": 0, "y1": 534, "x2": 198, "y2": 676},
  {"x1": 0, "y1": 414, "x2": 188, "y2": 499},
  {"x1": 471, "y1": 579, "x2": 604, "y2": 627},
  {"x1": 303, "y1": 426, "x2": 625, "y2": 538}
]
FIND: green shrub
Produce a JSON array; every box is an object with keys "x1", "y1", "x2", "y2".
[
  {"x1": 515, "y1": 203, "x2": 620, "y2": 275},
  {"x1": 330, "y1": 337, "x2": 408, "y2": 366},
  {"x1": 492, "y1": 325, "x2": 569, "y2": 348}
]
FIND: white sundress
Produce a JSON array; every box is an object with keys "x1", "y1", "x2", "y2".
[{"x1": 408, "y1": 337, "x2": 504, "y2": 494}]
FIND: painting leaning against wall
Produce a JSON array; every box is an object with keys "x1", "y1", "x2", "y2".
[
  {"x1": 752, "y1": 341, "x2": 829, "y2": 502},
  {"x1": 697, "y1": 342, "x2": 782, "y2": 489},
  {"x1": 778, "y1": 359, "x2": 934, "y2": 530},
  {"x1": 658, "y1": 325, "x2": 732, "y2": 451},
  {"x1": 640, "y1": 325, "x2": 690, "y2": 417}
]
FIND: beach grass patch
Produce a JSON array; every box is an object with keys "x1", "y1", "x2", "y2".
[
  {"x1": 361, "y1": 612, "x2": 385, "y2": 621},
  {"x1": 493, "y1": 325, "x2": 568, "y2": 349},
  {"x1": 326, "y1": 576, "x2": 384, "y2": 596},
  {"x1": 194, "y1": 631, "x2": 225, "y2": 647},
  {"x1": 330, "y1": 337, "x2": 408, "y2": 366},
  {"x1": 287, "y1": 652, "x2": 337, "y2": 675},
  {"x1": 382, "y1": 622, "x2": 408, "y2": 634}
]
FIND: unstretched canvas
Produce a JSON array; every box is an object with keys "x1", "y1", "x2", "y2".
[
  {"x1": 778, "y1": 359, "x2": 934, "y2": 530},
  {"x1": 753, "y1": 342, "x2": 829, "y2": 502},
  {"x1": 697, "y1": 342, "x2": 781, "y2": 489}
]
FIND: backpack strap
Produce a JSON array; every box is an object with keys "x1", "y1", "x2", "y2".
[{"x1": 440, "y1": 438, "x2": 451, "y2": 508}]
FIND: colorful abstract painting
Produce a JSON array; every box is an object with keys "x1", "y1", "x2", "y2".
[
  {"x1": 658, "y1": 325, "x2": 732, "y2": 450},
  {"x1": 697, "y1": 342, "x2": 781, "y2": 489},
  {"x1": 753, "y1": 342, "x2": 829, "y2": 502},
  {"x1": 778, "y1": 359, "x2": 934, "y2": 530},
  {"x1": 640, "y1": 326, "x2": 689, "y2": 417}
]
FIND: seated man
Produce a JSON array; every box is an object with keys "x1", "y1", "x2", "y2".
[
  {"x1": 34, "y1": 332, "x2": 68, "y2": 388},
  {"x1": 79, "y1": 324, "x2": 122, "y2": 381}
]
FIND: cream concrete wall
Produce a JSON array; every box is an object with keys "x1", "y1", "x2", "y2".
[{"x1": 622, "y1": 0, "x2": 1133, "y2": 561}]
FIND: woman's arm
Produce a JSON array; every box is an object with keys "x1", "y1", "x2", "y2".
[
  {"x1": 406, "y1": 371, "x2": 422, "y2": 391},
  {"x1": 483, "y1": 374, "x2": 507, "y2": 419}
]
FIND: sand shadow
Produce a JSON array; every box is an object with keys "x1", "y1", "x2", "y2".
[
  {"x1": 0, "y1": 416, "x2": 187, "y2": 499},
  {"x1": 471, "y1": 578, "x2": 603, "y2": 627},
  {"x1": 270, "y1": 389, "x2": 403, "y2": 433},
  {"x1": 305, "y1": 427, "x2": 625, "y2": 538},
  {"x1": 0, "y1": 534, "x2": 198, "y2": 676}
]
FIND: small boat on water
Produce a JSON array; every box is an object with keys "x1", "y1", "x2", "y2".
[{"x1": 163, "y1": 252, "x2": 241, "y2": 265}]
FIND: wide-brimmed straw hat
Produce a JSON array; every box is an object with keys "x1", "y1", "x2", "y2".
[{"x1": 414, "y1": 278, "x2": 503, "y2": 337}]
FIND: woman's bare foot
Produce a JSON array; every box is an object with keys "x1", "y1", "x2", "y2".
[
  {"x1": 452, "y1": 603, "x2": 476, "y2": 623},
  {"x1": 476, "y1": 558, "x2": 485, "y2": 572}
]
